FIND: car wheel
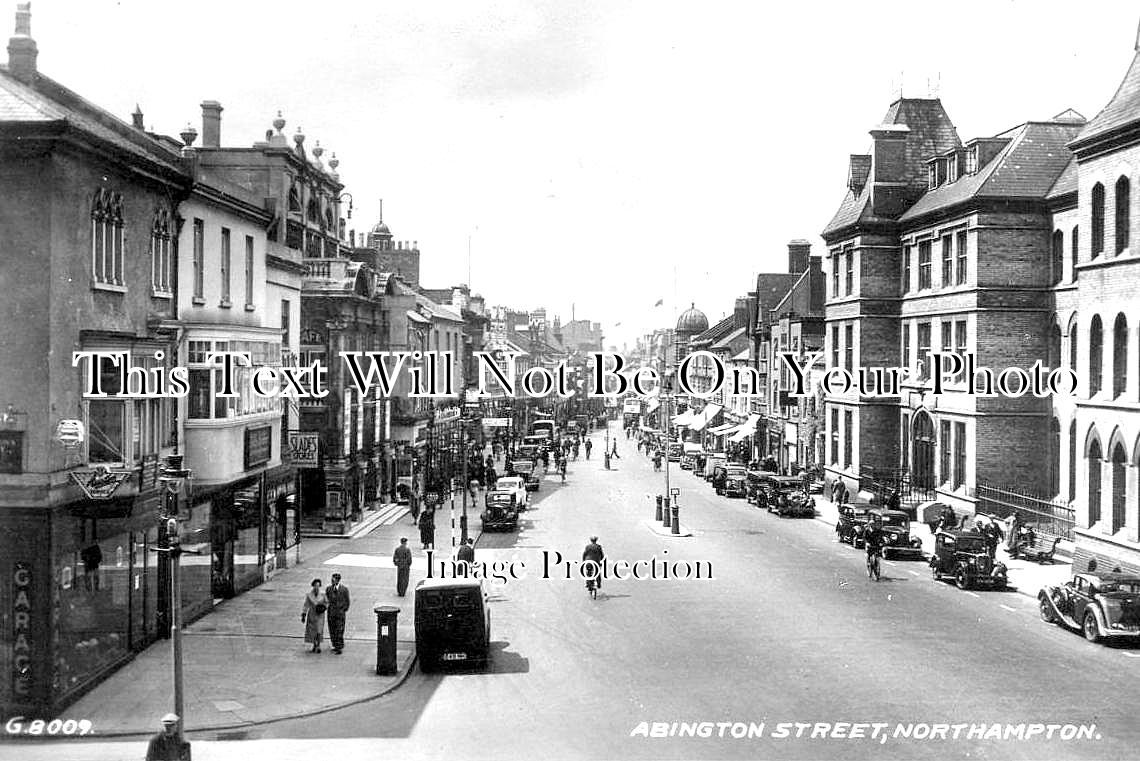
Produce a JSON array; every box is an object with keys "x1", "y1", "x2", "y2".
[
  {"x1": 1083, "y1": 610, "x2": 1101, "y2": 643},
  {"x1": 1038, "y1": 595, "x2": 1056, "y2": 623},
  {"x1": 955, "y1": 568, "x2": 971, "y2": 590}
]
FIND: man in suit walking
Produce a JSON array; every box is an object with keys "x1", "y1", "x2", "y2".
[
  {"x1": 457, "y1": 537, "x2": 475, "y2": 565},
  {"x1": 393, "y1": 538, "x2": 413, "y2": 597},
  {"x1": 325, "y1": 572, "x2": 350, "y2": 654}
]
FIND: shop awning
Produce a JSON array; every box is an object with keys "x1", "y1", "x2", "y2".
[
  {"x1": 639, "y1": 425, "x2": 661, "y2": 433},
  {"x1": 726, "y1": 414, "x2": 761, "y2": 442},
  {"x1": 646, "y1": 399, "x2": 660, "y2": 413},
  {"x1": 689, "y1": 403, "x2": 723, "y2": 432},
  {"x1": 708, "y1": 422, "x2": 737, "y2": 435},
  {"x1": 672, "y1": 410, "x2": 695, "y2": 427}
]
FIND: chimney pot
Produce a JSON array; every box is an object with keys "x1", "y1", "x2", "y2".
[
  {"x1": 7, "y1": 2, "x2": 37, "y2": 84},
  {"x1": 200, "y1": 100, "x2": 223, "y2": 148}
]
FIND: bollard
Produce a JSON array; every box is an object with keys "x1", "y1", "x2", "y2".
[
  {"x1": 374, "y1": 605, "x2": 400, "y2": 675},
  {"x1": 655, "y1": 494, "x2": 663, "y2": 521},
  {"x1": 671, "y1": 503, "x2": 680, "y2": 535},
  {"x1": 662, "y1": 497, "x2": 671, "y2": 528}
]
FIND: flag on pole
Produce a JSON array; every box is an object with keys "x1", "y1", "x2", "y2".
[
  {"x1": 654, "y1": 299, "x2": 663, "y2": 307},
  {"x1": 614, "y1": 322, "x2": 622, "y2": 327}
]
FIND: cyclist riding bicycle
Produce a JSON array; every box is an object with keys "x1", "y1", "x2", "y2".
[
  {"x1": 582, "y1": 536, "x2": 604, "y2": 590},
  {"x1": 863, "y1": 519, "x2": 885, "y2": 578}
]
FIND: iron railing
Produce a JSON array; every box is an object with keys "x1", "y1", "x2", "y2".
[{"x1": 975, "y1": 482, "x2": 1076, "y2": 540}]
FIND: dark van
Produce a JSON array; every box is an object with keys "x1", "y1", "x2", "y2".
[{"x1": 415, "y1": 578, "x2": 491, "y2": 671}]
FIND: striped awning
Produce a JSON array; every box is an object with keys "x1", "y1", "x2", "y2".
[
  {"x1": 708, "y1": 422, "x2": 737, "y2": 435},
  {"x1": 672, "y1": 410, "x2": 695, "y2": 427},
  {"x1": 689, "y1": 404, "x2": 723, "y2": 432}
]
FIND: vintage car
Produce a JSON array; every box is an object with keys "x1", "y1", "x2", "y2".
[
  {"x1": 510, "y1": 460, "x2": 541, "y2": 491},
  {"x1": 481, "y1": 491, "x2": 519, "y2": 531},
  {"x1": 746, "y1": 470, "x2": 778, "y2": 505},
  {"x1": 929, "y1": 530, "x2": 1007, "y2": 590},
  {"x1": 869, "y1": 508, "x2": 924, "y2": 559},
  {"x1": 723, "y1": 465, "x2": 749, "y2": 498},
  {"x1": 1038, "y1": 572, "x2": 1140, "y2": 643},
  {"x1": 494, "y1": 476, "x2": 529, "y2": 508},
  {"x1": 415, "y1": 578, "x2": 491, "y2": 671},
  {"x1": 764, "y1": 475, "x2": 815, "y2": 518},
  {"x1": 705, "y1": 455, "x2": 728, "y2": 483},
  {"x1": 667, "y1": 442, "x2": 684, "y2": 462},
  {"x1": 836, "y1": 504, "x2": 874, "y2": 545},
  {"x1": 680, "y1": 443, "x2": 703, "y2": 470}
]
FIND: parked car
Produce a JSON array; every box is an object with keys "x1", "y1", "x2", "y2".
[
  {"x1": 1038, "y1": 572, "x2": 1140, "y2": 643},
  {"x1": 494, "y1": 476, "x2": 529, "y2": 509},
  {"x1": 929, "y1": 531, "x2": 1007, "y2": 590},
  {"x1": 723, "y1": 465, "x2": 748, "y2": 498},
  {"x1": 705, "y1": 455, "x2": 728, "y2": 483},
  {"x1": 667, "y1": 442, "x2": 683, "y2": 462},
  {"x1": 836, "y1": 504, "x2": 874, "y2": 545},
  {"x1": 746, "y1": 469, "x2": 778, "y2": 505},
  {"x1": 511, "y1": 460, "x2": 541, "y2": 491},
  {"x1": 869, "y1": 508, "x2": 924, "y2": 559},
  {"x1": 415, "y1": 578, "x2": 491, "y2": 671},
  {"x1": 764, "y1": 475, "x2": 814, "y2": 517},
  {"x1": 481, "y1": 491, "x2": 519, "y2": 531}
]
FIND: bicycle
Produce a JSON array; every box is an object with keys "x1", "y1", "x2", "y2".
[
  {"x1": 585, "y1": 575, "x2": 597, "y2": 599},
  {"x1": 866, "y1": 548, "x2": 882, "y2": 581}
]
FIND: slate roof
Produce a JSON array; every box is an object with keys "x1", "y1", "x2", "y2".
[
  {"x1": 755, "y1": 273, "x2": 802, "y2": 326},
  {"x1": 1073, "y1": 51, "x2": 1140, "y2": 147},
  {"x1": 1046, "y1": 157, "x2": 1079, "y2": 201},
  {"x1": 900, "y1": 121, "x2": 1083, "y2": 221},
  {"x1": 823, "y1": 99, "x2": 960, "y2": 238},
  {"x1": 691, "y1": 315, "x2": 736, "y2": 347},
  {"x1": 711, "y1": 326, "x2": 747, "y2": 351},
  {"x1": 0, "y1": 65, "x2": 185, "y2": 175}
]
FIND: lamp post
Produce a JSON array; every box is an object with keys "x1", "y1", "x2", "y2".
[{"x1": 158, "y1": 457, "x2": 191, "y2": 754}]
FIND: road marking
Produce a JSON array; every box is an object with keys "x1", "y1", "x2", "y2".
[
  {"x1": 964, "y1": 591, "x2": 981, "y2": 598},
  {"x1": 907, "y1": 570, "x2": 920, "y2": 577},
  {"x1": 1000, "y1": 604, "x2": 1017, "y2": 612}
]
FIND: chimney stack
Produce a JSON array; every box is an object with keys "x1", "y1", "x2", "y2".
[
  {"x1": 200, "y1": 100, "x2": 223, "y2": 148},
  {"x1": 7, "y1": 3, "x2": 37, "y2": 84},
  {"x1": 131, "y1": 104, "x2": 145, "y2": 130},
  {"x1": 787, "y1": 239, "x2": 812, "y2": 274},
  {"x1": 869, "y1": 124, "x2": 910, "y2": 216}
]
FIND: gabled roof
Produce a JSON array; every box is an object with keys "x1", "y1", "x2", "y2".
[
  {"x1": 711, "y1": 326, "x2": 747, "y2": 351},
  {"x1": 900, "y1": 120, "x2": 1083, "y2": 222},
  {"x1": 0, "y1": 66, "x2": 185, "y2": 176},
  {"x1": 416, "y1": 294, "x2": 463, "y2": 323},
  {"x1": 691, "y1": 315, "x2": 736, "y2": 346},
  {"x1": 755, "y1": 273, "x2": 802, "y2": 325},
  {"x1": 1072, "y1": 51, "x2": 1140, "y2": 148}
]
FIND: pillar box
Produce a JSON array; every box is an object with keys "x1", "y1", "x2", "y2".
[{"x1": 374, "y1": 606, "x2": 400, "y2": 675}]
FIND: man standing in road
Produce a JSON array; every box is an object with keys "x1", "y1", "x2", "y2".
[
  {"x1": 457, "y1": 537, "x2": 475, "y2": 565},
  {"x1": 325, "y1": 572, "x2": 350, "y2": 654},
  {"x1": 393, "y1": 538, "x2": 413, "y2": 597}
]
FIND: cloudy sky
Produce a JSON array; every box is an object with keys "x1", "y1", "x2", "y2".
[{"x1": 26, "y1": 0, "x2": 1140, "y2": 348}]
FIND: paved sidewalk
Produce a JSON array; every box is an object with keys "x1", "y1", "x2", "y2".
[
  {"x1": 808, "y1": 493, "x2": 1072, "y2": 596},
  {"x1": 65, "y1": 502, "x2": 483, "y2": 737}
]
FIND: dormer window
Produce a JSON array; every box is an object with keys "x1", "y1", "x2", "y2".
[
  {"x1": 965, "y1": 146, "x2": 978, "y2": 174},
  {"x1": 928, "y1": 163, "x2": 938, "y2": 190},
  {"x1": 947, "y1": 153, "x2": 959, "y2": 183}
]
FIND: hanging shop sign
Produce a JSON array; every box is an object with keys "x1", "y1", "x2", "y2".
[
  {"x1": 244, "y1": 426, "x2": 273, "y2": 469},
  {"x1": 288, "y1": 432, "x2": 319, "y2": 468},
  {"x1": 55, "y1": 419, "x2": 85, "y2": 449},
  {"x1": 70, "y1": 466, "x2": 132, "y2": 500}
]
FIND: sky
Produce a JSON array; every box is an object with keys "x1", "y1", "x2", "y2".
[{"x1": 22, "y1": 0, "x2": 1140, "y2": 349}]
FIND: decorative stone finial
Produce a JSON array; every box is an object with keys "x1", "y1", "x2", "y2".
[
  {"x1": 180, "y1": 123, "x2": 198, "y2": 147},
  {"x1": 273, "y1": 110, "x2": 286, "y2": 134}
]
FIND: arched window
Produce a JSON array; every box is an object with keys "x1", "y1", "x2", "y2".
[
  {"x1": 1089, "y1": 436, "x2": 1102, "y2": 526},
  {"x1": 1068, "y1": 313, "x2": 1079, "y2": 372},
  {"x1": 1116, "y1": 175, "x2": 1130, "y2": 254},
  {"x1": 1092, "y1": 182, "x2": 1105, "y2": 258},
  {"x1": 1071, "y1": 225, "x2": 1079, "y2": 280},
  {"x1": 1114, "y1": 313, "x2": 1128, "y2": 398},
  {"x1": 1049, "y1": 418, "x2": 1061, "y2": 496},
  {"x1": 912, "y1": 412, "x2": 935, "y2": 489},
  {"x1": 91, "y1": 189, "x2": 123, "y2": 285},
  {"x1": 1052, "y1": 229, "x2": 1064, "y2": 285},
  {"x1": 1049, "y1": 323, "x2": 1062, "y2": 371},
  {"x1": 1069, "y1": 420, "x2": 1078, "y2": 502},
  {"x1": 150, "y1": 208, "x2": 172, "y2": 293},
  {"x1": 1090, "y1": 315, "x2": 1103, "y2": 396},
  {"x1": 307, "y1": 198, "x2": 320, "y2": 224},
  {"x1": 1111, "y1": 441, "x2": 1127, "y2": 532}
]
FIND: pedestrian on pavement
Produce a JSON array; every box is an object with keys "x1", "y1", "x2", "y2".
[
  {"x1": 301, "y1": 578, "x2": 327, "y2": 653},
  {"x1": 393, "y1": 538, "x2": 413, "y2": 596},
  {"x1": 584, "y1": 439, "x2": 593, "y2": 459},
  {"x1": 610, "y1": 441, "x2": 620, "y2": 459},
  {"x1": 325, "y1": 572, "x2": 350, "y2": 654},
  {"x1": 457, "y1": 537, "x2": 475, "y2": 565},
  {"x1": 419, "y1": 508, "x2": 435, "y2": 550},
  {"x1": 145, "y1": 713, "x2": 187, "y2": 761}
]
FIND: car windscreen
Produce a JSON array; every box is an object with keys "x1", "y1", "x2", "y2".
[
  {"x1": 1101, "y1": 581, "x2": 1140, "y2": 594},
  {"x1": 956, "y1": 537, "x2": 985, "y2": 551},
  {"x1": 881, "y1": 515, "x2": 907, "y2": 527}
]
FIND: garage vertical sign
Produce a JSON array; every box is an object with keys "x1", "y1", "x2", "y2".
[{"x1": 12, "y1": 561, "x2": 32, "y2": 697}]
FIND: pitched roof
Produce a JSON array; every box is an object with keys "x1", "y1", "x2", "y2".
[
  {"x1": 0, "y1": 66, "x2": 185, "y2": 175},
  {"x1": 755, "y1": 272, "x2": 802, "y2": 324},
  {"x1": 1047, "y1": 157, "x2": 1078, "y2": 200},
  {"x1": 1073, "y1": 51, "x2": 1140, "y2": 147},
  {"x1": 691, "y1": 315, "x2": 736, "y2": 346},
  {"x1": 900, "y1": 121, "x2": 1083, "y2": 221},
  {"x1": 711, "y1": 326, "x2": 747, "y2": 351}
]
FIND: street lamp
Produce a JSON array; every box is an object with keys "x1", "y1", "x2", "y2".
[{"x1": 157, "y1": 457, "x2": 191, "y2": 753}]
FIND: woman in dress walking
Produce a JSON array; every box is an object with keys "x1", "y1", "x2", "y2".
[{"x1": 301, "y1": 578, "x2": 327, "y2": 653}]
